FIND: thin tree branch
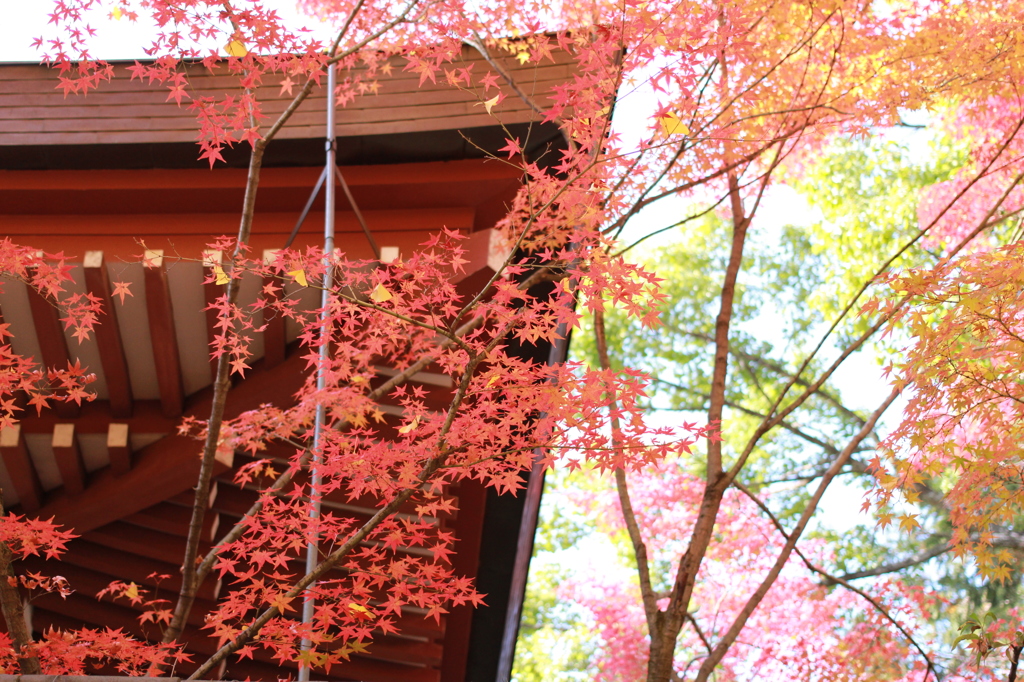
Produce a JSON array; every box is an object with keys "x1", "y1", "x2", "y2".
[
  {"x1": 595, "y1": 308, "x2": 661, "y2": 634},
  {"x1": 825, "y1": 543, "x2": 952, "y2": 584},
  {"x1": 693, "y1": 388, "x2": 900, "y2": 682},
  {"x1": 731, "y1": 478, "x2": 940, "y2": 681}
]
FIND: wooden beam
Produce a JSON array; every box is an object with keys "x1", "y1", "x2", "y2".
[
  {"x1": 46, "y1": 537, "x2": 221, "y2": 601},
  {"x1": 52, "y1": 423, "x2": 85, "y2": 495},
  {"x1": 25, "y1": 282, "x2": 78, "y2": 419},
  {"x1": 438, "y1": 479, "x2": 488, "y2": 682},
  {"x1": 82, "y1": 250, "x2": 134, "y2": 418},
  {"x1": 87, "y1": 520, "x2": 193, "y2": 566},
  {"x1": 33, "y1": 350, "x2": 306, "y2": 534},
  {"x1": 0, "y1": 424, "x2": 42, "y2": 511},
  {"x1": 14, "y1": 399, "x2": 174, "y2": 435},
  {"x1": 143, "y1": 249, "x2": 184, "y2": 418},
  {"x1": 124, "y1": 501, "x2": 219, "y2": 541},
  {"x1": 202, "y1": 249, "x2": 225, "y2": 380},
  {"x1": 106, "y1": 422, "x2": 131, "y2": 475},
  {"x1": 261, "y1": 249, "x2": 286, "y2": 369},
  {"x1": 18, "y1": 556, "x2": 218, "y2": 629}
]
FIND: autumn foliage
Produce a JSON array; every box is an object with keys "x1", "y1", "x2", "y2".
[{"x1": 5, "y1": 0, "x2": 1024, "y2": 679}]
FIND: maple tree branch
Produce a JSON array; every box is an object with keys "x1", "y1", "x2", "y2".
[
  {"x1": 187, "y1": 469, "x2": 431, "y2": 680},
  {"x1": 191, "y1": 313, "x2": 486, "y2": 587},
  {"x1": 693, "y1": 387, "x2": 900, "y2": 682},
  {"x1": 464, "y1": 35, "x2": 575, "y2": 154},
  {"x1": 594, "y1": 309, "x2": 660, "y2": 634},
  {"x1": 190, "y1": 326, "x2": 491, "y2": 679},
  {"x1": 160, "y1": 3, "x2": 425, "y2": 655},
  {"x1": 160, "y1": 143, "x2": 268, "y2": 656},
  {"x1": 727, "y1": 118, "x2": 1024, "y2": 484},
  {"x1": 677, "y1": 330, "x2": 868, "y2": 427},
  {"x1": 731, "y1": 478, "x2": 941, "y2": 681},
  {"x1": 0, "y1": 493, "x2": 40, "y2": 675},
  {"x1": 825, "y1": 542, "x2": 953, "y2": 584},
  {"x1": 652, "y1": 378, "x2": 847, "y2": 458},
  {"x1": 706, "y1": 169, "x2": 750, "y2": 478}
]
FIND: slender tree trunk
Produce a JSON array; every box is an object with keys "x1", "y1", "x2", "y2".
[
  {"x1": 0, "y1": 493, "x2": 40, "y2": 674},
  {"x1": 646, "y1": 168, "x2": 750, "y2": 682}
]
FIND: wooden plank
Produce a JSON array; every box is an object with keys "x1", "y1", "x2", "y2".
[
  {"x1": 0, "y1": 95, "x2": 547, "y2": 134},
  {"x1": 143, "y1": 250, "x2": 184, "y2": 418},
  {"x1": 0, "y1": 208, "x2": 476, "y2": 236},
  {"x1": 0, "y1": 159, "x2": 522, "y2": 191},
  {"x1": 202, "y1": 250, "x2": 225, "y2": 381},
  {"x1": 14, "y1": 399, "x2": 174, "y2": 435},
  {"x1": 124, "y1": 501, "x2": 219, "y2": 541},
  {"x1": 18, "y1": 556, "x2": 218, "y2": 628},
  {"x1": 261, "y1": 250, "x2": 286, "y2": 369},
  {"x1": 106, "y1": 423, "x2": 132, "y2": 475},
  {"x1": 32, "y1": 350, "x2": 306, "y2": 535},
  {"x1": 438, "y1": 479, "x2": 488, "y2": 681},
  {"x1": 87, "y1": 520, "x2": 192, "y2": 566},
  {"x1": 0, "y1": 425, "x2": 43, "y2": 511},
  {"x1": 0, "y1": 75, "x2": 568, "y2": 119},
  {"x1": 52, "y1": 423, "x2": 85, "y2": 495},
  {"x1": 44, "y1": 537, "x2": 221, "y2": 601},
  {"x1": 82, "y1": 250, "x2": 134, "y2": 418},
  {"x1": 25, "y1": 285, "x2": 79, "y2": 419}
]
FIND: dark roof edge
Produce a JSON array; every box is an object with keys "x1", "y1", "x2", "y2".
[{"x1": 0, "y1": 122, "x2": 566, "y2": 171}]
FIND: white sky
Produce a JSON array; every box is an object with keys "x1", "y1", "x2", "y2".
[{"x1": 0, "y1": 1, "x2": 329, "y2": 62}]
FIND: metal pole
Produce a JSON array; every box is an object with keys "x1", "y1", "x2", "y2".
[{"x1": 298, "y1": 60, "x2": 336, "y2": 682}]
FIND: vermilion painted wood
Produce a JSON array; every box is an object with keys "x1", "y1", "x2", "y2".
[
  {"x1": 44, "y1": 537, "x2": 221, "y2": 601},
  {"x1": 0, "y1": 425, "x2": 43, "y2": 511},
  {"x1": 438, "y1": 478, "x2": 488, "y2": 682},
  {"x1": 202, "y1": 262, "x2": 224, "y2": 381},
  {"x1": 19, "y1": 556, "x2": 218, "y2": 629},
  {"x1": 260, "y1": 275, "x2": 287, "y2": 369},
  {"x1": 82, "y1": 251, "x2": 134, "y2": 418},
  {"x1": 88, "y1": 520, "x2": 202, "y2": 566},
  {"x1": 123, "y1": 500, "x2": 220, "y2": 541},
  {"x1": 143, "y1": 253, "x2": 185, "y2": 418},
  {"x1": 106, "y1": 422, "x2": 132, "y2": 475},
  {"x1": 25, "y1": 287, "x2": 79, "y2": 419},
  {"x1": 14, "y1": 399, "x2": 173, "y2": 434},
  {"x1": 52, "y1": 423, "x2": 86, "y2": 496},
  {"x1": 33, "y1": 351, "x2": 307, "y2": 534}
]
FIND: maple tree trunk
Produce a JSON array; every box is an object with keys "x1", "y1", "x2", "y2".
[
  {"x1": 641, "y1": 169, "x2": 751, "y2": 682},
  {"x1": 0, "y1": 494, "x2": 40, "y2": 675}
]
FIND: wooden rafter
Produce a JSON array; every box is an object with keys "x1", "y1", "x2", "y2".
[
  {"x1": 261, "y1": 249, "x2": 286, "y2": 369},
  {"x1": 33, "y1": 350, "x2": 306, "y2": 534},
  {"x1": 52, "y1": 423, "x2": 85, "y2": 495},
  {"x1": 106, "y1": 422, "x2": 132, "y2": 475},
  {"x1": 202, "y1": 249, "x2": 225, "y2": 381},
  {"x1": 25, "y1": 283, "x2": 79, "y2": 419},
  {"x1": 0, "y1": 424, "x2": 43, "y2": 511},
  {"x1": 82, "y1": 250, "x2": 134, "y2": 418},
  {"x1": 14, "y1": 399, "x2": 174, "y2": 435},
  {"x1": 143, "y1": 249, "x2": 184, "y2": 418}
]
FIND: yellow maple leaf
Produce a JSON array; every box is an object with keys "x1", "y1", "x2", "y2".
[
  {"x1": 658, "y1": 113, "x2": 690, "y2": 136},
  {"x1": 397, "y1": 415, "x2": 419, "y2": 434},
  {"x1": 111, "y1": 6, "x2": 124, "y2": 20},
  {"x1": 212, "y1": 265, "x2": 230, "y2": 285},
  {"x1": 370, "y1": 283, "x2": 393, "y2": 303},
  {"x1": 225, "y1": 40, "x2": 248, "y2": 58},
  {"x1": 482, "y1": 95, "x2": 499, "y2": 115},
  {"x1": 287, "y1": 269, "x2": 308, "y2": 287},
  {"x1": 124, "y1": 582, "x2": 139, "y2": 599}
]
